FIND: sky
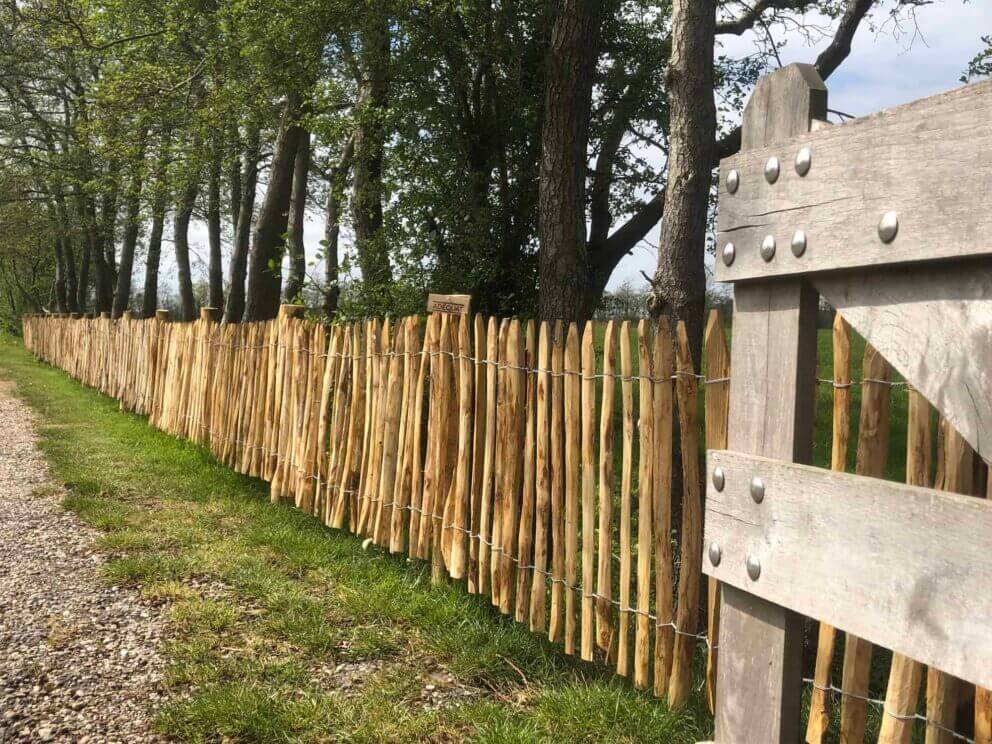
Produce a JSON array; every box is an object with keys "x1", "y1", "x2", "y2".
[{"x1": 175, "y1": 0, "x2": 990, "y2": 299}]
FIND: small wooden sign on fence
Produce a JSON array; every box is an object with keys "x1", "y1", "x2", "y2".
[{"x1": 426, "y1": 293, "x2": 471, "y2": 315}]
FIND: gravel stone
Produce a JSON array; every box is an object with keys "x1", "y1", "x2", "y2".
[{"x1": 0, "y1": 382, "x2": 167, "y2": 743}]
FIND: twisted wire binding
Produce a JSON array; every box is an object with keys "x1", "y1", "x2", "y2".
[{"x1": 802, "y1": 679, "x2": 974, "y2": 743}]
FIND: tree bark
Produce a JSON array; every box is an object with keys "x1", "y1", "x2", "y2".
[
  {"x1": 223, "y1": 127, "x2": 260, "y2": 323},
  {"x1": 207, "y1": 147, "x2": 224, "y2": 310},
  {"x1": 112, "y1": 144, "x2": 146, "y2": 317},
  {"x1": 536, "y1": 0, "x2": 604, "y2": 322},
  {"x1": 174, "y1": 181, "x2": 199, "y2": 322},
  {"x1": 53, "y1": 237, "x2": 68, "y2": 313},
  {"x1": 351, "y1": 16, "x2": 392, "y2": 304},
  {"x1": 76, "y1": 228, "x2": 91, "y2": 312},
  {"x1": 283, "y1": 129, "x2": 310, "y2": 302},
  {"x1": 648, "y1": 0, "x2": 716, "y2": 361},
  {"x1": 141, "y1": 198, "x2": 166, "y2": 318},
  {"x1": 245, "y1": 95, "x2": 303, "y2": 321},
  {"x1": 323, "y1": 134, "x2": 355, "y2": 316}
]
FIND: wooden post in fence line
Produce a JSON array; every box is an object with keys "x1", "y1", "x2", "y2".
[
  {"x1": 839, "y1": 343, "x2": 892, "y2": 743},
  {"x1": 980, "y1": 467, "x2": 992, "y2": 744},
  {"x1": 703, "y1": 310, "x2": 730, "y2": 710},
  {"x1": 668, "y1": 321, "x2": 702, "y2": 708},
  {"x1": 877, "y1": 386, "x2": 932, "y2": 744},
  {"x1": 580, "y1": 321, "x2": 597, "y2": 662},
  {"x1": 515, "y1": 320, "x2": 537, "y2": 623},
  {"x1": 617, "y1": 321, "x2": 634, "y2": 677},
  {"x1": 653, "y1": 316, "x2": 675, "y2": 697},
  {"x1": 926, "y1": 419, "x2": 972, "y2": 744},
  {"x1": 469, "y1": 314, "x2": 488, "y2": 592},
  {"x1": 499, "y1": 319, "x2": 524, "y2": 615},
  {"x1": 563, "y1": 323, "x2": 581, "y2": 656},
  {"x1": 548, "y1": 322, "x2": 566, "y2": 644},
  {"x1": 596, "y1": 320, "x2": 617, "y2": 660},
  {"x1": 714, "y1": 64, "x2": 823, "y2": 743},
  {"x1": 806, "y1": 313, "x2": 853, "y2": 744},
  {"x1": 531, "y1": 320, "x2": 551, "y2": 632},
  {"x1": 476, "y1": 317, "x2": 498, "y2": 591},
  {"x1": 634, "y1": 319, "x2": 654, "y2": 690}
]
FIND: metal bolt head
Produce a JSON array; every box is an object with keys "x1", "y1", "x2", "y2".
[
  {"x1": 791, "y1": 230, "x2": 807, "y2": 258},
  {"x1": 750, "y1": 476, "x2": 765, "y2": 503},
  {"x1": 764, "y1": 156, "x2": 780, "y2": 184},
  {"x1": 746, "y1": 555, "x2": 762, "y2": 581},
  {"x1": 722, "y1": 242, "x2": 736, "y2": 266},
  {"x1": 795, "y1": 147, "x2": 812, "y2": 176},
  {"x1": 878, "y1": 211, "x2": 899, "y2": 243},
  {"x1": 709, "y1": 542, "x2": 723, "y2": 567},
  {"x1": 726, "y1": 169, "x2": 740, "y2": 194},
  {"x1": 712, "y1": 467, "x2": 725, "y2": 492},
  {"x1": 760, "y1": 235, "x2": 776, "y2": 262}
]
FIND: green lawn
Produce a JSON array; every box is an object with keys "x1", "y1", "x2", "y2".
[{"x1": 0, "y1": 336, "x2": 712, "y2": 743}]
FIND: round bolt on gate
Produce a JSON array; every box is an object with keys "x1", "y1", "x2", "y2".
[
  {"x1": 709, "y1": 542, "x2": 723, "y2": 567},
  {"x1": 712, "y1": 466, "x2": 725, "y2": 492},
  {"x1": 727, "y1": 169, "x2": 740, "y2": 194},
  {"x1": 878, "y1": 211, "x2": 899, "y2": 243},
  {"x1": 791, "y1": 230, "x2": 807, "y2": 257},
  {"x1": 764, "y1": 156, "x2": 780, "y2": 184},
  {"x1": 750, "y1": 476, "x2": 765, "y2": 503},
  {"x1": 722, "y1": 242, "x2": 736, "y2": 266},
  {"x1": 746, "y1": 555, "x2": 762, "y2": 581},
  {"x1": 795, "y1": 147, "x2": 812, "y2": 176},
  {"x1": 760, "y1": 235, "x2": 776, "y2": 262}
]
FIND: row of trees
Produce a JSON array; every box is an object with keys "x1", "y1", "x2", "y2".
[{"x1": 0, "y1": 0, "x2": 965, "y2": 342}]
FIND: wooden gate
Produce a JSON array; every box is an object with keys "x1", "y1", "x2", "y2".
[{"x1": 707, "y1": 64, "x2": 992, "y2": 742}]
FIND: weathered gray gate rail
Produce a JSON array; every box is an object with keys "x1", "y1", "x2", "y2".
[{"x1": 706, "y1": 65, "x2": 991, "y2": 743}]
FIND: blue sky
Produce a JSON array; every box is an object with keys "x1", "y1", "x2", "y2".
[{"x1": 178, "y1": 1, "x2": 990, "y2": 298}]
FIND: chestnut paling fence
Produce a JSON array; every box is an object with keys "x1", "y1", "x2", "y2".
[{"x1": 21, "y1": 309, "x2": 985, "y2": 742}]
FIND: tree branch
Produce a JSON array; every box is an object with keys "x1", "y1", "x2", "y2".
[{"x1": 715, "y1": 0, "x2": 813, "y2": 36}]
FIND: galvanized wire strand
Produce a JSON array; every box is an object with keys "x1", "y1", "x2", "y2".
[{"x1": 802, "y1": 679, "x2": 975, "y2": 743}]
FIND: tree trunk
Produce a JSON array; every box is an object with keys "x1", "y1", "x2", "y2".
[
  {"x1": 537, "y1": 0, "x2": 605, "y2": 322},
  {"x1": 283, "y1": 129, "x2": 310, "y2": 302},
  {"x1": 174, "y1": 181, "x2": 199, "y2": 322},
  {"x1": 207, "y1": 148, "x2": 224, "y2": 310},
  {"x1": 245, "y1": 95, "x2": 303, "y2": 321},
  {"x1": 112, "y1": 153, "x2": 146, "y2": 317},
  {"x1": 53, "y1": 237, "x2": 68, "y2": 313},
  {"x1": 76, "y1": 230, "x2": 91, "y2": 312},
  {"x1": 649, "y1": 0, "x2": 716, "y2": 362},
  {"x1": 323, "y1": 134, "x2": 355, "y2": 316},
  {"x1": 53, "y1": 193, "x2": 79, "y2": 312},
  {"x1": 223, "y1": 127, "x2": 260, "y2": 323},
  {"x1": 142, "y1": 204, "x2": 166, "y2": 318},
  {"x1": 351, "y1": 17, "x2": 392, "y2": 304}
]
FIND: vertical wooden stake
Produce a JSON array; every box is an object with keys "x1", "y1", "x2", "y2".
[
  {"x1": 563, "y1": 323, "x2": 581, "y2": 656},
  {"x1": 634, "y1": 320, "x2": 654, "y2": 690},
  {"x1": 580, "y1": 322, "x2": 597, "y2": 662},
  {"x1": 617, "y1": 320, "x2": 634, "y2": 677},
  {"x1": 596, "y1": 320, "x2": 617, "y2": 660}
]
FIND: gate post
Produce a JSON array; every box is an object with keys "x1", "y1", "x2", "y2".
[{"x1": 713, "y1": 64, "x2": 825, "y2": 742}]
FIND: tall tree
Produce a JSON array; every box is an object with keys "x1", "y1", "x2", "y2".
[
  {"x1": 244, "y1": 94, "x2": 304, "y2": 321},
  {"x1": 224, "y1": 127, "x2": 261, "y2": 322},
  {"x1": 283, "y1": 129, "x2": 311, "y2": 302},
  {"x1": 322, "y1": 134, "x2": 354, "y2": 316},
  {"x1": 537, "y1": 0, "x2": 605, "y2": 321},
  {"x1": 174, "y1": 181, "x2": 199, "y2": 321},
  {"x1": 350, "y1": 14, "x2": 392, "y2": 307},
  {"x1": 206, "y1": 146, "x2": 225, "y2": 310}
]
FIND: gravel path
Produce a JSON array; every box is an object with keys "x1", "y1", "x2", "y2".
[{"x1": 0, "y1": 381, "x2": 167, "y2": 743}]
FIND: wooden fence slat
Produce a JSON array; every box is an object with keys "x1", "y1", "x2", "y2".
[
  {"x1": 877, "y1": 386, "x2": 932, "y2": 744},
  {"x1": 805, "y1": 313, "x2": 853, "y2": 744},
  {"x1": 596, "y1": 320, "x2": 617, "y2": 660},
  {"x1": 668, "y1": 321, "x2": 702, "y2": 709},
  {"x1": 469, "y1": 314, "x2": 488, "y2": 592},
  {"x1": 498, "y1": 319, "x2": 524, "y2": 614},
  {"x1": 634, "y1": 319, "x2": 654, "y2": 690},
  {"x1": 653, "y1": 317, "x2": 675, "y2": 697},
  {"x1": 838, "y1": 342, "x2": 893, "y2": 743},
  {"x1": 477, "y1": 317, "x2": 498, "y2": 592},
  {"x1": 617, "y1": 320, "x2": 634, "y2": 677},
  {"x1": 530, "y1": 320, "x2": 551, "y2": 632},
  {"x1": 549, "y1": 322, "x2": 566, "y2": 644},
  {"x1": 580, "y1": 322, "x2": 597, "y2": 662},
  {"x1": 563, "y1": 323, "x2": 581, "y2": 656},
  {"x1": 515, "y1": 320, "x2": 537, "y2": 623},
  {"x1": 703, "y1": 310, "x2": 730, "y2": 709}
]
